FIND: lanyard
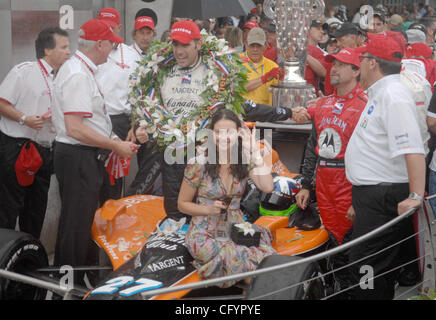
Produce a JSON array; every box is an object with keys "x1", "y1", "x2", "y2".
[
  {"x1": 244, "y1": 53, "x2": 264, "y2": 75},
  {"x1": 37, "y1": 59, "x2": 53, "y2": 105},
  {"x1": 109, "y1": 44, "x2": 129, "y2": 69},
  {"x1": 133, "y1": 43, "x2": 143, "y2": 56},
  {"x1": 74, "y1": 53, "x2": 104, "y2": 98},
  {"x1": 74, "y1": 53, "x2": 107, "y2": 113}
]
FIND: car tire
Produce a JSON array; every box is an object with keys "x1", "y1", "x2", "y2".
[
  {"x1": 245, "y1": 255, "x2": 326, "y2": 300},
  {"x1": 0, "y1": 228, "x2": 49, "y2": 300}
]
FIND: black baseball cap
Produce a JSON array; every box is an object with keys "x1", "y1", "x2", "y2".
[
  {"x1": 332, "y1": 22, "x2": 359, "y2": 38},
  {"x1": 311, "y1": 20, "x2": 328, "y2": 29},
  {"x1": 408, "y1": 22, "x2": 427, "y2": 35}
]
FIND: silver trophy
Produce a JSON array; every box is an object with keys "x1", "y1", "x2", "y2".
[{"x1": 264, "y1": 0, "x2": 325, "y2": 108}]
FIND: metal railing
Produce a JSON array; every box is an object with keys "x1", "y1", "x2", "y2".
[
  {"x1": 137, "y1": 202, "x2": 436, "y2": 299},
  {"x1": 0, "y1": 198, "x2": 435, "y2": 300}
]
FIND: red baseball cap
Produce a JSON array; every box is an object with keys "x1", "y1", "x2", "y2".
[
  {"x1": 355, "y1": 33, "x2": 403, "y2": 62},
  {"x1": 98, "y1": 8, "x2": 120, "y2": 28},
  {"x1": 135, "y1": 16, "x2": 155, "y2": 31},
  {"x1": 170, "y1": 20, "x2": 201, "y2": 44},
  {"x1": 14, "y1": 142, "x2": 43, "y2": 187},
  {"x1": 242, "y1": 21, "x2": 259, "y2": 30},
  {"x1": 80, "y1": 19, "x2": 123, "y2": 44},
  {"x1": 325, "y1": 48, "x2": 360, "y2": 68},
  {"x1": 406, "y1": 42, "x2": 433, "y2": 59},
  {"x1": 383, "y1": 30, "x2": 407, "y2": 55}
]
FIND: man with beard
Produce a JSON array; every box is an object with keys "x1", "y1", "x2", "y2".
[{"x1": 295, "y1": 48, "x2": 367, "y2": 298}]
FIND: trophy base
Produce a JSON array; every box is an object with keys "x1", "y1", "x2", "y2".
[{"x1": 270, "y1": 83, "x2": 317, "y2": 109}]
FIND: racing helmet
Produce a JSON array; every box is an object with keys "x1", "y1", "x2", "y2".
[{"x1": 259, "y1": 175, "x2": 301, "y2": 216}]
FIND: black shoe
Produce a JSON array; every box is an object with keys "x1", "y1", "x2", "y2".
[{"x1": 398, "y1": 270, "x2": 421, "y2": 286}]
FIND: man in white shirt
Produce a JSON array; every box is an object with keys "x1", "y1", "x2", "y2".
[
  {"x1": 52, "y1": 19, "x2": 138, "y2": 287},
  {"x1": 0, "y1": 27, "x2": 70, "y2": 238},
  {"x1": 95, "y1": 8, "x2": 141, "y2": 203},
  {"x1": 126, "y1": 15, "x2": 165, "y2": 197},
  {"x1": 345, "y1": 33, "x2": 426, "y2": 299}
]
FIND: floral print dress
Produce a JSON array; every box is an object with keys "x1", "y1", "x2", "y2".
[{"x1": 184, "y1": 162, "x2": 276, "y2": 287}]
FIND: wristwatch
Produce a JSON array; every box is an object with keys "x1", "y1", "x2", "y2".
[
  {"x1": 18, "y1": 115, "x2": 26, "y2": 125},
  {"x1": 408, "y1": 192, "x2": 423, "y2": 202}
]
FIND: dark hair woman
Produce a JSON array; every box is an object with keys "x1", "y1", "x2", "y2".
[{"x1": 177, "y1": 108, "x2": 275, "y2": 287}]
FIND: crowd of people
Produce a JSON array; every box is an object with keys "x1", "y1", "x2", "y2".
[{"x1": 0, "y1": 1, "x2": 435, "y2": 300}]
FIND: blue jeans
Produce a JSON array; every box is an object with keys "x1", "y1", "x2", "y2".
[{"x1": 428, "y1": 169, "x2": 436, "y2": 219}]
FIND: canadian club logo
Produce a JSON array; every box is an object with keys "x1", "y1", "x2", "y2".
[{"x1": 318, "y1": 128, "x2": 341, "y2": 159}]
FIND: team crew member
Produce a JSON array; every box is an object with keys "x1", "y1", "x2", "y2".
[
  {"x1": 332, "y1": 22, "x2": 361, "y2": 51},
  {"x1": 0, "y1": 27, "x2": 70, "y2": 238},
  {"x1": 52, "y1": 19, "x2": 138, "y2": 285},
  {"x1": 95, "y1": 8, "x2": 141, "y2": 202},
  {"x1": 263, "y1": 22, "x2": 278, "y2": 62},
  {"x1": 241, "y1": 20, "x2": 259, "y2": 49},
  {"x1": 345, "y1": 33, "x2": 426, "y2": 300},
  {"x1": 426, "y1": 90, "x2": 436, "y2": 219},
  {"x1": 241, "y1": 27, "x2": 283, "y2": 105},
  {"x1": 306, "y1": 20, "x2": 328, "y2": 94},
  {"x1": 131, "y1": 16, "x2": 156, "y2": 56},
  {"x1": 126, "y1": 15, "x2": 164, "y2": 197}
]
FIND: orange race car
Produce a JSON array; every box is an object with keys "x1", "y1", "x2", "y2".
[
  {"x1": 83, "y1": 147, "x2": 331, "y2": 300},
  {"x1": 0, "y1": 148, "x2": 331, "y2": 300}
]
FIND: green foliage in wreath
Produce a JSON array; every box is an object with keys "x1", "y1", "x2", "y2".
[{"x1": 128, "y1": 30, "x2": 249, "y2": 151}]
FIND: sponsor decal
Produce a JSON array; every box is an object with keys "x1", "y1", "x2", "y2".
[
  {"x1": 97, "y1": 235, "x2": 119, "y2": 260},
  {"x1": 145, "y1": 234, "x2": 186, "y2": 251},
  {"x1": 318, "y1": 128, "x2": 342, "y2": 159},
  {"x1": 147, "y1": 255, "x2": 184, "y2": 272},
  {"x1": 346, "y1": 106, "x2": 361, "y2": 112},
  {"x1": 100, "y1": 12, "x2": 116, "y2": 18},
  {"x1": 318, "y1": 116, "x2": 348, "y2": 132},
  {"x1": 181, "y1": 74, "x2": 191, "y2": 85},
  {"x1": 333, "y1": 102, "x2": 344, "y2": 114},
  {"x1": 171, "y1": 87, "x2": 199, "y2": 95},
  {"x1": 172, "y1": 28, "x2": 192, "y2": 35}
]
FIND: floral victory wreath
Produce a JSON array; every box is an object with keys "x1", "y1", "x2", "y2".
[{"x1": 128, "y1": 30, "x2": 249, "y2": 152}]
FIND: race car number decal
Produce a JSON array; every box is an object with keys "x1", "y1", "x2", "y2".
[{"x1": 91, "y1": 276, "x2": 163, "y2": 297}]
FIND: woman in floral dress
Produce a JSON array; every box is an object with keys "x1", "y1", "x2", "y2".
[{"x1": 178, "y1": 108, "x2": 276, "y2": 287}]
